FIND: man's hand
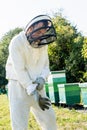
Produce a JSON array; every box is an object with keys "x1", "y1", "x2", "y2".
[
  {"x1": 33, "y1": 90, "x2": 51, "y2": 111},
  {"x1": 39, "y1": 95, "x2": 51, "y2": 111},
  {"x1": 35, "y1": 77, "x2": 45, "y2": 91}
]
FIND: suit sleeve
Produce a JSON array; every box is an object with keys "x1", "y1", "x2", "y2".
[
  {"x1": 40, "y1": 46, "x2": 50, "y2": 81},
  {"x1": 9, "y1": 39, "x2": 32, "y2": 88}
]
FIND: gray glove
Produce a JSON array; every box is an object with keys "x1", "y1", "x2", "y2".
[
  {"x1": 35, "y1": 77, "x2": 45, "y2": 91},
  {"x1": 39, "y1": 95, "x2": 51, "y2": 111},
  {"x1": 32, "y1": 90, "x2": 51, "y2": 111}
]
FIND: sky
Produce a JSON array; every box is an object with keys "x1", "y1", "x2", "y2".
[{"x1": 0, "y1": 0, "x2": 87, "y2": 39}]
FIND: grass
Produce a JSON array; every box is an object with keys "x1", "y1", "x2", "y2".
[{"x1": 0, "y1": 95, "x2": 87, "y2": 130}]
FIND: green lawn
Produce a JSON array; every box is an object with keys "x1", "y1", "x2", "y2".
[{"x1": 0, "y1": 95, "x2": 87, "y2": 130}]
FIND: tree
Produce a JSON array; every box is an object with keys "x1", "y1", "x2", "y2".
[
  {"x1": 48, "y1": 13, "x2": 85, "y2": 82},
  {"x1": 81, "y1": 37, "x2": 87, "y2": 81}
]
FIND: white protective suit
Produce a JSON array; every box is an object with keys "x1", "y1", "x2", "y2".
[{"x1": 6, "y1": 31, "x2": 58, "y2": 130}]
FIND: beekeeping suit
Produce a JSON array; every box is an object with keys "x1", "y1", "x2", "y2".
[{"x1": 6, "y1": 14, "x2": 58, "y2": 130}]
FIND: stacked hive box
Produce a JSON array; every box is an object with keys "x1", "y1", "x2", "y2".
[
  {"x1": 44, "y1": 70, "x2": 66, "y2": 104},
  {"x1": 58, "y1": 83, "x2": 81, "y2": 106},
  {"x1": 79, "y1": 82, "x2": 87, "y2": 108}
]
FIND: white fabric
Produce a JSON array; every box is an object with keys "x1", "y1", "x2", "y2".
[
  {"x1": 6, "y1": 31, "x2": 58, "y2": 130},
  {"x1": 8, "y1": 80, "x2": 58, "y2": 130},
  {"x1": 6, "y1": 31, "x2": 50, "y2": 89},
  {"x1": 25, "y1": 15, "x2": 51, "y2": 32},
  {"x1": 26, "y1": 83, "x2": 37, "y2": 95},
  {"x1": 40, "y1": 67, "x2": 50, "y2": 80}
]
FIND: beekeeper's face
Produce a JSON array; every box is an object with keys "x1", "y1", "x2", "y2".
[
  {"x1": 25, "y1": 15, "x2": 57, "y2": 48},
  {"x1": 27, "y1": 22, "x2": 47, "y2": 38}
]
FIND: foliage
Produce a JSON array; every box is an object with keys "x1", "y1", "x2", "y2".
[
  {"x1": 0, "y1": 76, "x2": 8, "y2": 86},
  {"x1": 0, "y1": 76, "x2": 8, "y2": 94},
  {"x1": 82, "y1": 38, "x2": 87, "y2": 59},
  {"x1": 48, "y1": 13, "x2": 85, "y2": 82},
  {"x1": 81, "y1": 37, "x2": 87, "y2": 82}
]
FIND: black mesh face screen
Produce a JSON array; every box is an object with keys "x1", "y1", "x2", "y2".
[{"x1": 25, "y1": 15, "x2": 57, "y2": 48}]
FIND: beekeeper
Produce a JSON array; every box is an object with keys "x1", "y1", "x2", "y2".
[{"x1": 6, "y1": 14, "x2": 58, "y2": 130}]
